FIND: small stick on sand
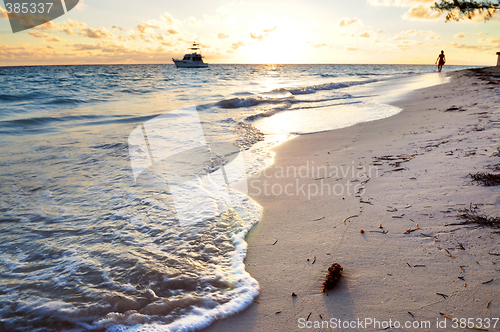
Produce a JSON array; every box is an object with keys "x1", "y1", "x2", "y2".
[
  {"x1": 312, "y1": 216, "x2": 325, "y2": 221},
  {"x1": 482, "y1": 279, "x2": 494, "y2": 284},
  {"x1": 343, "y1": 215, "x2": 358, "y2": 224},
  {"x1": 272, "y1": 240, "x2": 278, "y2": 245},
  {"x1": 487, "y1": 301, "x2": 491, "y2": 308},
  {"x1": 368, "y1": 230, "x2": 388, "y2": 234},
  {"x1": 445, "y1": 249, "x2": 456, "y2": 258},
  {"x1": 436, "y1": 293, "x2": 448, "y2": 299},
  {"x1": 404, "y1": 227, "x2": 421, "y2": 234},
  {"x1": 306, "y1": 312, "x2": 312, "y2": 321}
]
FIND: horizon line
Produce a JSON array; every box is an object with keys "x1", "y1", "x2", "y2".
[{"x1": 0, "y1": 63, "x2": 491, "y2": 68}]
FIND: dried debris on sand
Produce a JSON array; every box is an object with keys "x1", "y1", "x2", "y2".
[
  {"x1": 447, "y1": 204, "x2": 500, "y2": 228},
  {"x1": 322, "y1": 263, "x2": 343, "y2": 293},
  {"x1": 469, "y1": 172, "x2": 500, "y2": 186}
]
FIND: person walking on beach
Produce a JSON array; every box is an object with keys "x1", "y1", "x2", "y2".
[{"x1": 435, "y1": 50, "x2": 446, "y2": 72}]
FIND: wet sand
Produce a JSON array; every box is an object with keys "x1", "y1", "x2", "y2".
[{"x1": 205, "y1": 67, "x2": 500, "y2": 332}]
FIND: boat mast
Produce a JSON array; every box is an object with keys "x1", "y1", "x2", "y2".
[{"x1": 189, "y1": 41, "x2": 201, "y2": 54}]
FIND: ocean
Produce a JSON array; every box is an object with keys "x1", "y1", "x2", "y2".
[{"x1": 0, "y1": 64, "x2": 477, "y2": 331}]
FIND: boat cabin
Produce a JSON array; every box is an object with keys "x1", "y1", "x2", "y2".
[{"x1": 182, "y1": 54, "x2": 203, "y2": 62}]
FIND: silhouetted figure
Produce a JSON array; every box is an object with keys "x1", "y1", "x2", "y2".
[{"x1": 436, "y1": 50, "x2": 446, "y2": 72}]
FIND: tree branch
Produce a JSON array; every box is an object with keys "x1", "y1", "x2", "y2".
[{"x1": 433, "y1": 0, "x2": 500, "y2": 21}]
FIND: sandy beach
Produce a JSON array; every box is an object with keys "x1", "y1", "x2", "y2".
[{"x1": 205, "y1": 67, "x2": 500, "y2": 332}]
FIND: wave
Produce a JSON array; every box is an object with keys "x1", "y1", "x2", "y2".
[
  {"x1": 216, "y1": 78, "x2": 379, "y2": 110},
  {"x1": 218, "y1": 92, "x2": 354, "y2": 113},
  {"x1": 217, "y1": 79, "x2": 378, "y2": 110},
  {"x1": 0, "y1": 114, "x2": 107, "y2": 128},
  {"x1": 274, "y1": 79, "x2": 379, "y2": 95},
  {"x1": 216, "y1": 95, "x2": 293, "y2": 109},
  {"x1": 244, "y1": 99, "x2": 362, "y2": 122},
  {"x1": 245, "y1": 105, "x2": 291, "y2": 121},
  {"x1": 0, "y1": 92, "x2": 47, "y2": 102},
  {"x1": 44, "y1": 98, "x2": 88, "y2": 105}
]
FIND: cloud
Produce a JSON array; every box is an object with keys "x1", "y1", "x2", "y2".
[
  {"x1": 0, "y1": 42, "x2": 183, "y2": 65},
  {"x1": 80, "y1": 27, "x2": 113, "y2": 39},
  {"x1": 66, "y1": 19, "x2": 86, "y2": 28},
  {"x1": 203, "y1": 6, "x2": 236, "y2": 25},
  {"x1": 338, "y1": 17, "x2": 360, "y2": 26},
  {"x1": 215, "y1": 6, "x2": 236, "y2": 25},
  {"x1": 161, "y1": 12, "x2": 174, "y2": 25},
  {"x1": 167, "y1": 29, "x2": 179, "y2": 35},
  {"x1": 72, "y1": 43, "x2": 102, "y2": 51},
  {"x1": 188, "y1": 16, "x2": 202, "y2": 26},
  {"x1": 231, "y1": 41, "x2": 245, "y2": 50},
  {"x1": 1, "y1": 6, "x2": 8, "y2": 19},
  {"x1": 346, "y1": 47, "x2": 359, "y2": 51},
  {"x1": 28, "y1": 31, "x2": 64, "y2": 42},
  {"x1": 151, "y1": 33, "x2": 166, "y2": 41},
  {"x1": 425, "y1": 35, "x2": 442, "y2": 40},
  {"x1": 393, "y1": 35, "x2": 407, "y2": 41},
  {"x1": 454, "y1": 32, "x2": 466, "y2": 39},
  {"x1": 112, "y1": 26, "x2": 125, "y2": 32},
  {"x1": 250, "y1": 33, "x2": 264, "y2": 41},
  {"x1": 263, "y1": 26, "x2": 277, "y2": 33},
  {"x1": 448, "y1": 42, "x2": 494, "y2": 51},
  {"x1": 479, "y1": 38, "x2": 500, "y2": 46},
  {"x1": 400, "y1": 29, "x2": 441, "y2": 40},
  {"x1": 402, "y1": 29, "x2": 431, "y2": 36},
  {"x1": 402, "y1": 5, "x2": 442, "y2": 20},
  {"x1": 310, "y1": 43, "x2": 328, "y2": 48},
  {"x1": 249, "y1": 26, "x2": 277, "y2": 41},
  {"x1": 359, "y1": 32, "x2": 371, "y2": 38},
  {"x1": 367, "y1": 0, "x2": 433, "y2": 6},
  {"x1": 75, "y1": 0, "x2": 87, "y2": 10},
  {"x1": 35, "y1": 19, "x2": 86, "y2": 35},
  {"x1": 137, "y1": 22, "x2": 159, "y2": 34},
  {"x1": 218, "y1": 33, "x2": 229, "y2": 39},
  {"x1": 61, "y1": 28, "x2": 76, "y2": 35}
]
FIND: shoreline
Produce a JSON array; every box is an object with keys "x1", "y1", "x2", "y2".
[{"x1": 205, "y1": 67, "x2": 500, "y2": 332}]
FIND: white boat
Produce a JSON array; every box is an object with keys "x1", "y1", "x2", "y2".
[{"x1": 172, "y1": 42, "x2": 208, "y2": 68}]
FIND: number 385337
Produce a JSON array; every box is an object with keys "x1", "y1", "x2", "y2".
[{"x1": 5, "y1": 2, "x2": 54, "y2": 14}]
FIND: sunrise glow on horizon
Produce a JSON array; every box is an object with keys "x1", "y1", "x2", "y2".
[{"x1": 1, "y1": 0, "x2": 499, "y2": 66}]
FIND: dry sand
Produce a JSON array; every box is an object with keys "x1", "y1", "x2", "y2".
[{"x1": 205, "y1": 67, "x2": 500, "y2": 332}]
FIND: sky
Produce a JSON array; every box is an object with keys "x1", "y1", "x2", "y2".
[{"x1": 0, "y1": 0, "x2": 499, "y2": 66}]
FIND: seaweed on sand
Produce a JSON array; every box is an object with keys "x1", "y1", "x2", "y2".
[
  {"x1": 322, "y1": 263, "x2": 343, "y2": 293},
  {"x1": 447, "y1": 204, "x2": 500, "y2": 228},
  {"x1": 469, "y1": 172, "x2": 500, "y2": 186}
]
